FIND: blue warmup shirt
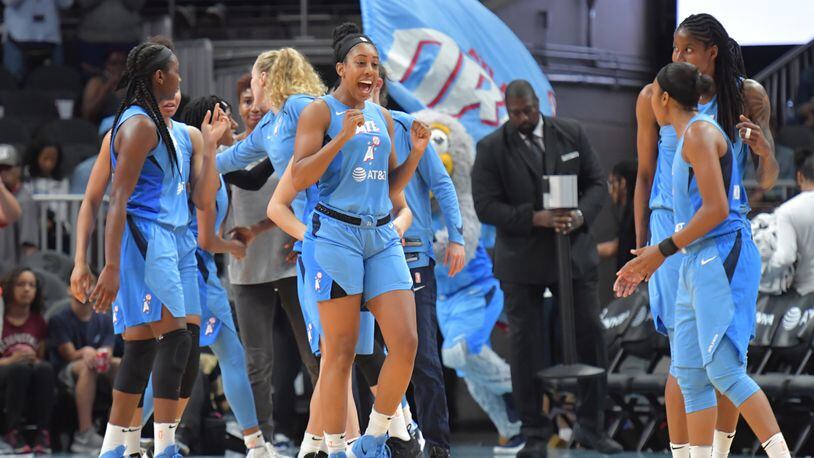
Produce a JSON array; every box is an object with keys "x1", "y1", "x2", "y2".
[
  {"x1": 216, "y1": 95, "x2": 319, "y2": 228},
  {"x1": 391, "y1": 110, "x2": 464, "y2": 268},
  {"x1": 652, "y1": 96, "x2": 749, "y2": 215},
  {"x1": 168, "y1": 120, "x2": 195, "y2": 224},
  {"x1": 110, "y1": 105, "x2": 189, "y2": 228},
  {"x1": 672, "y1": 114, "x2": 745, "y2": 245},
  {"x1": 318, "y1": 94, "x2": 392, "y2": 216}
]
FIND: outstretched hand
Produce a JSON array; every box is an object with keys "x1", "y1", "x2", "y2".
[
  {"x1": 201, "y1": 104, "x2": 231, "y2": 148},
  {"x1": 614, "y1": 245, "x2": 665, "y2": 297}
]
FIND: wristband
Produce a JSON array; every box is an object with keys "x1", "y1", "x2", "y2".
[{"x1": 658, "y1": 237, "x2": 679, "y2": 257}]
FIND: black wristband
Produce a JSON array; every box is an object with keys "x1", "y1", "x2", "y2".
[{"x1": 658, "y1": 237, "x2": 679, "y2": 257}]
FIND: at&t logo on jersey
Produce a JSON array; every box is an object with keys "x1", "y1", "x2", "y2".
[{"x1": 352, "y1": 167, "x2": 387, "y2": 183}]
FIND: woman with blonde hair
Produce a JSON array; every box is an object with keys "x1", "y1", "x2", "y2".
[{"x1": 215, "y1": 46, "x2": 326, "y2": 445}]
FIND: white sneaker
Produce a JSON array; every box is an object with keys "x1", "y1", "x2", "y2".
[{"x1": 71, "y1": 429, "x2": 105, "y2": 453}]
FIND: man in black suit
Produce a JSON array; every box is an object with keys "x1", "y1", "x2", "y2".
[{"x1": 472, "y1": 80, "x2": 622, "y2": 457}]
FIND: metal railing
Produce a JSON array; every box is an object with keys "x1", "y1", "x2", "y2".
[
  {"x1": 754, "y1": 39, "x2": 814, "y2": 127},
  {"x1": 32, "y1": 194, "x2": 108, "y2": 270}
]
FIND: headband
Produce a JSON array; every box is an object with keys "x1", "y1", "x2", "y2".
[
  {"x1": 117, "y1": 46, "x2": 174, "y2": 90},
  {"x1": 335, "y1": 34, "x2": 375, "y2": 63}
]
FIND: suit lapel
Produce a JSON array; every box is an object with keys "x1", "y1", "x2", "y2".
[
  {"x1": 507, "y1": 124, "x2": 543, "y2": 177},
  {"x1": 542, "y1": 117, "x2": 558, "y2": 174}
]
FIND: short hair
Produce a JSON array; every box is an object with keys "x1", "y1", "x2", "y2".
[
  {"x1": 236, "y1": 73, "x2": 251, "y2": 99},
  {"x1": 795, "y1": 148, "x2": 814, "y2": 181},
  {"x1": 505, "y1": 80, "x2": 538, "y2": 102}
]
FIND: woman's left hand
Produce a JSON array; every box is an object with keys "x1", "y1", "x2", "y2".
[
  {"x1": 614, "y1": 245, "x2": 666, "y2": 297},
  {"x1": 736, "y1": 115, "x2": 772, "y2": 158}
]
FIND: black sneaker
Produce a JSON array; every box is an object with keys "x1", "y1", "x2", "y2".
[
  {"x1": 427, "y1": 445, "x2": 450, "y2": 458},
  {"x1": 33, "y1": 429, "x2": 52, "y2": 454},
  {"x1": 303, "y1": 453, "x2": 328, "y2": 458},
  {"x1": 4, "y1": 429, "x2": 31, "y2": 454},
  {"x1": 386, "y1": 435, "x2": 422, "y2": 458}
]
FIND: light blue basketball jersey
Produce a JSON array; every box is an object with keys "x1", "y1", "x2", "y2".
[
  {"x1": 652, "y1": 97, "x2": 749, "y2": 215},
  {"x1": 110, "y1": 105, "x2": 189, "y2": 228},
  {"x1": 317, "y1": 94, "x2": 392, "y2": 216},
  {"x1": 189, "y1": 175, "x2": 228, "y2": 239},
  {"x1": 268, "y1": 94, "x2": 316, "y2": 221},
  {"x1": 672, "y1": 114, "x2": 745, "y2": 245}
]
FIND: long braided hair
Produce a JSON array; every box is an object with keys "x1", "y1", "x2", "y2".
[
  {"x1": 677, "y1": 14, "x2": 746, "y2": 142},
  {"x1": 110, "y1": 42, "x2": 180, "y2": 173}
]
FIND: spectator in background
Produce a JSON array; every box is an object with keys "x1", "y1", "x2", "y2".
[
  {"x1": 235, "y1": 73, "x2": 262, "y2": 141},
  {"x1": 2, "y1": 0, "x2": 73, "y2": 81},
  {"x1": 76, "y1": 0, "x2": 144, "y2": 78},
  {"x1": 49, "y1": 285, "x2": 118, "y2": 454},
  {"x1": 0, "y1": 267, "x2": 55, "y2": 454},
  {"x1": 0, "y1": 145, "x2": 39, "y2": 267},
  {"x1": 23, "y1": 139, "x2": 70, "y2": 251},
  {"x1": 769, "y1": 148, "x2": 814, "y2": 296},
  {"x1": 0, "y1": 151, "x2": 22, "y2": 228},
  {"x1": 81, "y1": 50, "x2": 126, "y2": 125},
  {"x1": 597, "y1": 160, "x2": 637, "y2": 271}
]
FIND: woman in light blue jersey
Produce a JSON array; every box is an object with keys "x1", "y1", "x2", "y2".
[
  {"x1": 620, "y1": 62, "x2": 788, "y2": 458},
  {"x1": 290, "y1": 23, "x2": 429, "y2": 458},
  {"x1": 633, "y1": 14, "x2": 779, "y2": 456}
]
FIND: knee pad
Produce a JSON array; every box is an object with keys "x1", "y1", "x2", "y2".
[
  {"x1": 355, "y1": 340, "x2": 385, "y2": 388},
  {"x1": 179, "y1": 324, "x2": 201, "y2": 399},
  {"x1": 115, "y1": 339, "x2": 158, "y2": 395},
  {"x1": 441, "y1": 338, "x2": 467, "y2": 370},
  {"x1": 706, "y1": 363, "x2": 759, "y2": 408},
  {"x1": 152, "y1": 328, "x2": 192, "y2": 400},
  {"x1": 674, "y1": 366, "x2": 717, "y2": 414}
]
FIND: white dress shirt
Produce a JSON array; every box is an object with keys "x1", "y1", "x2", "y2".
[{"x1": 770, "y1": 189, "x2": 814, "y2": 295}]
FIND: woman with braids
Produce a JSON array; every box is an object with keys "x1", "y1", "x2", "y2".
[
  {"x1": 75, "y1": 41, "x2": 226, "y2": 458},
  {"x1": 290, "y1": 22, "x2": 428, "y2": 458},
  {"x1": 618, "y1": 62, "x2": 789, "y2": 458},
  {"x1": 633, "y1": 14, "x2": 778, "y2": 458}
]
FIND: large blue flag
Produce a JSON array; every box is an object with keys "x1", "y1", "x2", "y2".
[{"x1": 361, "y1": 0, "x2": 555, "y2": 142}]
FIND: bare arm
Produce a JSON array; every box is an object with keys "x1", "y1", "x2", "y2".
[
  {"x1": 267, "y1": 163, "x2": 307, "y2": 241},
  {"x1": 740, "y1": 79, "x2": 778, "y2": 190},
  {"x1": 71, "y1": 132, "x2": 111, "y2": 302},
  {"x1": 188, "y1": 108, "x2": 228, "y2": 210},
  {"x1": 0, "y1": 179, "x2": 22, "y2": 225},
  {"x1": 386, "y1": 108, "x2": 429, "y2": 196},
  {"x1": 197, "y1": 199, "x2": 246, "y2": 259},
  {"x1": 390, "y1": 191, "x2": 413, "y2": 238},
  {"x1": 81, "y1": 77, "x2": 115, "y2": 122},
  {"x1": 291, "y1": 101, "x2": 358, "y2": 190},
  {"x1": 597, "y1": 239, "x2": 619, "y2": 258},
  {"x1": 88, "y1": 116, "x2": 157, "y2": 312},
  {"x1": 634, "y1": 84, "x2": 659, "y2": 248}
]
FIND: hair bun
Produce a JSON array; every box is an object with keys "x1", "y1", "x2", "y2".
[{"x1": 333, "y1": 22, "x2": 361, "y2": 47}]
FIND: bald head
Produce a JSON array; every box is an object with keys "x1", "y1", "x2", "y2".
[{"x1": 505, "y1": 80, "x2": 540, "y2": 135}]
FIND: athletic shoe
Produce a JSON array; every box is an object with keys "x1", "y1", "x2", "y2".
[
  {"x1": 100, "y1": 445, "x2": 127, "y2": 458},
  {"x1": 573, "y1": 424, "x2": 623, "y2": 455},
  {"x1": 154, "y1": 444, "x2": 182, "y2": 458},
  {"x1": 71, "y1": 428, "x2": 105, "y2": 453},
  {"x1": 406, "y1": 423, "x2": 424, "y2": 452},
  {"x1": 350, "y1": 435, "x2": 390, "y2": 458},
  {"x1": 426, "y1": 445, "x2": 450, "y2": 458},
  {"x1": 494, "y1": 434, "x2": 526, "y2": 455},
  {"x1": 33, "y1": 428, "x2": 52, "y2": 454},
  {"x1": 385, "y1": 435, "x2": 421, "y2": 458},
  {"x1": 0, "y1": 436, "x2": 13, "y2": 454},
  {"x1": 303, "y1": 453, "x2": 328, "y2": 458},
  {"x1": 3, "y1": 429, "x2": 31, "y2": 454},
  {"x1": 273, "y1": 434, "x2": 296, "y2": 456}
]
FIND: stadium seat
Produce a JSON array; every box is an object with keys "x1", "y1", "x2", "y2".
[
  {"x1": 0, "y1": 67, "x2": 18, "y2": 91},
  {"x1": 31, "y1": 267, "x2": 68, "y2": 308},
  {"x1": 777, "y1": 125, "x2": 814, "y2": 151},
  {"x1": 25, "y1": 65, "x2": 82, "y2": 99},
  {"x1": 0, "y1": 90, "x2": 59, "y2": 132},
  {"x1": 21, "y1": 250, "x2": 75, "y2": 284},
  {"x1": 0, "y1": 118, "x2": 31, "y2": 152}
]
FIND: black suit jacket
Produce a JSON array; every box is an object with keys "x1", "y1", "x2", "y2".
[{"x1": 472, "y1": 115, "x2": 607, "y2": 286}]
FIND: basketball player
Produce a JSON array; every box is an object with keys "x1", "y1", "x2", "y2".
[
  {"x1": 289, "y1": 22, "x2": 429, "y2": 458},
  {"x1": 618, "y1": 62, "x2": 789, "y2": 458},
  {"x1": 83, "y1": 42, "x2": 221, "y2": 458},
  {"x1": 634, "y1": 14, "x2": 778, "y2": 458}
]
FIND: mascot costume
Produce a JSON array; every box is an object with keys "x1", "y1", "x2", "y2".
[{"x1": 413, "y1": 109, "x2": 522, "y2": 442}]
